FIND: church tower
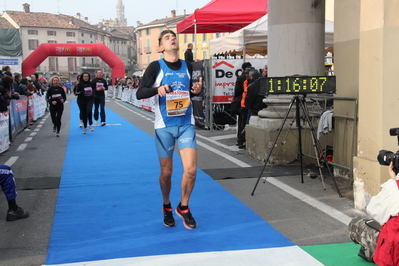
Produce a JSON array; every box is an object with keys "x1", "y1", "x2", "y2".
[{"x1": 116, "y1": 0, "x2": 127, "y2": 27}]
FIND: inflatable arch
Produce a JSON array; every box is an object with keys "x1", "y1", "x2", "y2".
[{"x1": 22, "y1": 43, "x2": 125, "y2": 82}]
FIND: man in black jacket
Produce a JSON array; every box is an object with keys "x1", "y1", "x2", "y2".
[
  {"x1": 184, "y1": 43, "x2": 194, "y2": 63},
  {"x1": 231, "y1": 62, "x2": 252, "y2": 148},
  {"x1": 245, "y1": 69, "x2": 266, "y2": 120},
  {"x1": 91, "y1": 69, "x2": 108, "y2": 126}
]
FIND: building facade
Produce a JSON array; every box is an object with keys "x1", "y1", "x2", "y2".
[{"x1": 1, "y1": 3, "x2": 136, "y2": 80}]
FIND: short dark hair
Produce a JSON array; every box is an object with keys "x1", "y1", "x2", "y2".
[
  {"x1": 2, "y1": 65, "x2": 10, "y2": 72},
  {"x1": 241, "y1": 62, "x2": 252, "y2": 70},
  {"x1": 158, "y1": 30, "x2": 176, "y2": 46}
]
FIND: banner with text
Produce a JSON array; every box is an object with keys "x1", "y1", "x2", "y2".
[{"x1": 211, "y1": 59, "x2": 267, "y2": 103}]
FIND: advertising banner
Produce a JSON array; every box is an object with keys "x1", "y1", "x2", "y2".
[
  {"x1": 0, "y1": 112, "x2": 10, "y2": 153},
  {"x1": 211, "y1": 58, "x2": 267, "y2": 103},
  {"x1": 191, "y1": 61, "x2": 206, "y2": 128},
  {"x1": 9, "y1": 96, "x2": 28, "y2": 141}
]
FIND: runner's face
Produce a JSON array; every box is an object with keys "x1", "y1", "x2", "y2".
[
  {"x1": 52, "y1": 78, "x2": 59, "y2": 87},
  {"x1": 160, "y1": 33, "x2": 179, "y2": 52},
  {"x1": 83, "y1": 74, "x2": 89, "y2": 81}
]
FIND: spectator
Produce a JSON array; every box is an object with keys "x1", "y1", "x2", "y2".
[
  {"x1": 245, "y1": 68, "x2": 266, "y2": 120},
  {"x1": 17, "y1": 77, "x2": 30, "y2": 96},
  {"x1": 184, "y1": 43, "x2": 194, "y2": 63},
  {"x1": 31, "y1": 73, "x2": 42, "y2": 94},
  {"x1": 13, "y1": 73, "x2": 21, "y2": 93},
  {"x1": 0, "y1": 164, "x2": 29, "y2": 221},
  {"x1": 262, "y1": 64, "x2": 268, "y2": 77}
]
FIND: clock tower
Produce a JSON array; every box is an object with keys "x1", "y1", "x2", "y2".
[{"x1": 116, "y1": 0, "x2": 127, "y2": 27}]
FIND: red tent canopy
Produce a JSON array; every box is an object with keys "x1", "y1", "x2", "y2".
[{"x1": 177, "y1": 0, "x2": 268, "y2": 34}]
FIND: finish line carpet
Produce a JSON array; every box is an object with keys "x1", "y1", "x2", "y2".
[{"x1": 44, "y1": 101, "x2": 367, "y2": 266}]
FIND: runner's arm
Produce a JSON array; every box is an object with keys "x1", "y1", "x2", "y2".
[{"x1": 136, "y1": 61, "x2": 160, "y2": 100}]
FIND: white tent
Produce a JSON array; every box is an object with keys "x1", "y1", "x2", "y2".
[{"x1": 209, "y1": 14, "x2": 334, "y2": 56}]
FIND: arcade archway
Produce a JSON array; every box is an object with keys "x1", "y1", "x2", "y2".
[{"x1": 22, "y1": 43, "x2": 124, "y2": 82}]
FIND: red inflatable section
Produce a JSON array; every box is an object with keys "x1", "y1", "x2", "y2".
[{"x1": 22, "y1": 43, "x2": 125, "y2": 82}]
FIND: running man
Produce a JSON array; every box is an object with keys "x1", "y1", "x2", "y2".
[{"x1": 136, "y1": 30, "x2": 202, "y2": 229}]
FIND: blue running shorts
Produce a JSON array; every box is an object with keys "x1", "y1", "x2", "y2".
[{"x1": 155, "y1": 124, "x2": 197, "y2": 158}]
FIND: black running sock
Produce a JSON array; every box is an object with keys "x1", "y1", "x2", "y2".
[
  {"x1": 178, "y1": 203, "x2": 188, "y2": 210},
  {"x1": 163, "y1": 202, "x2": 172, "y2": 209},
  {"x1": 8, "y1": 199, "x2": 18, "y2": 212}
]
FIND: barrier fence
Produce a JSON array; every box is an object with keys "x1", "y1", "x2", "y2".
[{"x1": 0, "y1": 94, "x2": 46, "y2": 154}]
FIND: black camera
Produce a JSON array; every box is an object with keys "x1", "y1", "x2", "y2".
[
  {"x1": 165, "y1": 85, "x2": 173, "y2": 93},
  {"x1": 377, "y1": 127, "x2": 399, "y2": 175}
]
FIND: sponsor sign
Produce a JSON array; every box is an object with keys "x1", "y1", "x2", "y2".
[{"x1": 211, "y1": 59, "x2": 267, "y2": 103}]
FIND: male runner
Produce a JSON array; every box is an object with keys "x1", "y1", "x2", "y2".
[{"x1": 136, "y1": 30, "x2": 202, "y2": 229}]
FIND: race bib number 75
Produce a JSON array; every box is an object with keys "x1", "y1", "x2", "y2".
[{"x1": 166, "y1": 91, "x2": 190, "y2": 117}]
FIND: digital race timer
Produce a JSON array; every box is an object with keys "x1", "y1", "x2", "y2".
[{"x1": 259, "y1": 76, "x2": 336, "y2": 95}]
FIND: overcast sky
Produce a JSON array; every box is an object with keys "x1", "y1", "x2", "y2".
[{"x1": 0, "y1": 0, "x2": 212, "y2": 26}]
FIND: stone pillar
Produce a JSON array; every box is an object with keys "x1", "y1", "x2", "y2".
[
  {"x1": 346, "y1": 1, "x2": 399, "y2": 210},
  {"x1": 247, "y1": 0, "x2": 326, "y2": 161}
]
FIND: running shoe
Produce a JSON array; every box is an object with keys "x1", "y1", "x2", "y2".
[
  {"x1": 163, "y1": 207, "x2": 176, "y2": 227},
  {"x1": 6, "y1": 207, "x2": 29, "y2": 221},
  {"x1": 56, "y1": 132, "x2": 60, "y2": 137},
  {"x1": 53, "y1": 125, "x2": 56, "y2": 132},
  {"x1": 79, "y1": 121, "x2": 83, "y2": 128},
  {"x1": 175, "y1": 206, "x2": 196, "y2": 229},
  {"x1": 101, "y1": 122, "x2": 106, "y2": 126},
  {"x1": 83, "y1": 128, "x2": 87, "y2": 134},
  {"x1": 94, "y1": 120, "x2": 98, "y2": 125},
  {"x1": 89, "y1": 125, "x2": 94, "y2": 131}
]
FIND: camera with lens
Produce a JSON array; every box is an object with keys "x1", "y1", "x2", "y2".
[{"x1": 377, "y1": 127, "x2": 399, "y2": 175}]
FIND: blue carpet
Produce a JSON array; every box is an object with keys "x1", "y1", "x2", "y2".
[{"x1": 46, "y1": 101, "x2": 293, "y2": 264}]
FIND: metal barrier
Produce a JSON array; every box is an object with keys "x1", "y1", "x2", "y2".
[{"x1": 304, "y1": 95, "x2": 358, "y2": 177}]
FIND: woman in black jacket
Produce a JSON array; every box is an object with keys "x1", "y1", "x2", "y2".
[
  {"x1": 46, "y1": 76, "x2": 67, "y2": 137},
  {"x1": 75, "y1": 72, "x2": 94, "y2": 134}
]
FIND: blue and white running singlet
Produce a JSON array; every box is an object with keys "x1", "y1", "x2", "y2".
[{"x1": 152, "y1": 59, "x2": 194, "y2": 129}]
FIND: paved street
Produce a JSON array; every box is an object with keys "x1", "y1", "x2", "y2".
[{"x1": 0, "y1": 97, "x2": 366, "y2": 266}]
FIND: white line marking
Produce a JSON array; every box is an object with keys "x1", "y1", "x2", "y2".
[
  {"x1": 197, "y1": 140, "x2": 251, "y2": 168},
  {"x1": 197, "y1": 134, "x2": 240, "y2": 152},
  {"x1": 30, "y1": 132, "x2": 37, "y2": 136},
  {"x1": 37, "y1": 125, "x2": 43, "y2": 128},
  {"x1": 16, "y1": 143, "x2": 28, "y2": 151},
  {"x1": 266, "y1": 177, "x2": 353, "y2": 225},
  {"x1": 25, "y1": 137, "x2": 33, "y2": 142},
  {"x1": 210, "y1": 134, "x2": 236, "y2": 140},
  {"x1": 34, "y1": 129, "x2": 40, "y2": 132},
  {"x1": 5, "y1": 156, "x2": 19, "y2": 166}
]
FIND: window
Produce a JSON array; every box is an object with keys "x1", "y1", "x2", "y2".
[
  {"x1": 82, "y1": 58, "x2": 86, "y2": 65},
  {"x1": 68, "y1": 58, "x2": 77, "y2": 71},
  {"x1": 202, "y1": 33, "x2": 206, "y2": 42},
  {"x1": 146, "y1": 38, "x2": 151, "y2": 53},
  {"x1": 184, "y1": 34, "x2": 187, "y2": 44},
  {"x1": 82, "y1": 40, "x2": 85, "y2": 43},
  {"x1": 49, "y1": 57, "x2": 58, "y2": 71},
  {"x1": 47, "y1": 31, "x2": 56, "y2": 36},
  {"x1": 28, "y1": 30, "x2": 38, "y2": 35},
  {"x1": 28, "y1": 39, "x2": 39, "y2": 50},
  {"x1": 159, "y1": 27, "x2": 163, "y2": 33},
  {"x1": 90, "y1": 34, "x2": 93, "y2": 38},
  {"x1": 66, "y1": 32, "x2": 75, "y2": 37},
  {"x1": 202, "y1": 50, "x2": 207, "y2": 59},
  {"x1": 67, "y1": 41, "x2": 76, "y2": 43},
  {"x1": 81, "y1": 33, "x2": 84, "y2": 37},
  {"x1": 147, "y1": 55, "x2": 151, "y2": 65},
  {"x1": 216, "y1": 33, "x2": 221, "y2": 38},
  {"x1": 47, "y1": 40, "x2": 57, "y2": 43},
  {"x1": 146, "y1": 28, "x2": 151, "y2": 35}
]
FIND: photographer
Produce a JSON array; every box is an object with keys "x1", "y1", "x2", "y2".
[
  {"x1": 349, "y1": 161, "x2": 399, "y2": 265},
  {"x1": 366, "y1": 161, "x2": 399, "y2": 266}
]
